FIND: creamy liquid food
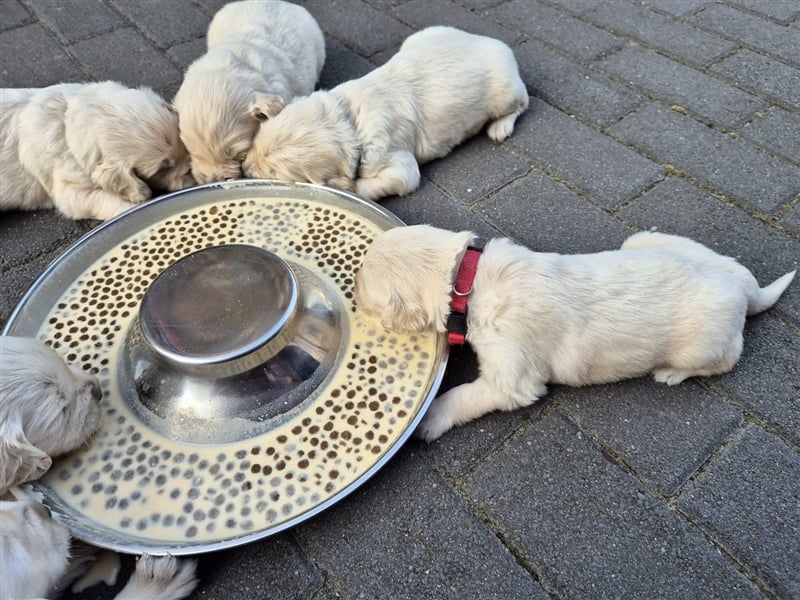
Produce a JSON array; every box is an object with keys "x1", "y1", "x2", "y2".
[{"x1": 37, "y1": 198, "x2": 442, "y2": 545}]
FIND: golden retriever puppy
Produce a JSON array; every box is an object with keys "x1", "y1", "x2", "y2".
[
  {"x1": 0, "y1": 82, "x2": 193, "y2": 221},
  {"x1": 0, "y1": 500, "x2": 197, "y2": 600},
  {"x1": 174, "y1": 0, "x2": 325, "y2": 184},
  {"x1": 243, "y1": 26, "x2": 529, "y2": 200},
  {"x1": 355, "y1": 226, "x2": 796, "y2": 441},
  {"x1": 0, "y1": 337, "x2": 102, "y2": 494}
]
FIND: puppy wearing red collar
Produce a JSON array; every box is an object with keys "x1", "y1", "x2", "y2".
[{"x1": 354, "y1": 225, "x2": 795, "y2": 441}]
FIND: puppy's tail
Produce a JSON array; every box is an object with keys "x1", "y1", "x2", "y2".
[{"x1": 748, "y1": 269, "x2": 796, "y2": 315}]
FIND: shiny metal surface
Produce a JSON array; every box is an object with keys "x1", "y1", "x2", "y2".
[{"x1": 3, "y1": 180, "x2": 449, "y2": 555}]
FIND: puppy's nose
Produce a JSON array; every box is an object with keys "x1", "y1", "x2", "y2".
[{"x1": 90, "y1": 380, "x2": 102, "y2": 402}]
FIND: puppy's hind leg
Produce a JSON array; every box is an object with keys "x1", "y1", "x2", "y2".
[
  {"x1": 653, "y1": 331, "x2": 744, "y2": 385},
  {"x1": 487, "y1": 91, "x2": 529, "y2": 142},
  {"x1": 354, "y1": 151, "x2": 420, "y2": 201}
]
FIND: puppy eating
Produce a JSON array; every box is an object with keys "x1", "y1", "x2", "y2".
[
  {"x1": 0, "y1": 337, "x2": 102, "y2": 495},
  {"x1": 243, "y1": 26, "x2": 529, "y2": 200},
  {"x1": 354, "y1": 225, "x2": 796, "y2": 441},
  {"x1": 0, "y1": 500, "x2": 197, "y2": 600},
  {"x1": 0, "y1": 82, "x2": 194, "y2": 221},
  {"x1": 174, "y1": 0, "x2": 325, "y2": 184}
]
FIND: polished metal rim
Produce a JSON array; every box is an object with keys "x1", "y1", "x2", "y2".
[{"x1": 4, "y1": 180, "x2": 448, "y2": 555}]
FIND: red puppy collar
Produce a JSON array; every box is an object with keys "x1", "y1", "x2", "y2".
[{"x1": 446, "y1": 245, "x2": 482, "y2": 345}]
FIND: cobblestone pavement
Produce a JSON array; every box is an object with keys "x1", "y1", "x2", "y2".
[{"x1": 1, "y1": 1, "x2": 799, "y2": 599}]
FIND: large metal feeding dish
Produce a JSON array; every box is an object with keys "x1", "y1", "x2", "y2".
[{"x1": 3, "y1": 180, "x2": 448, "y2": 554}]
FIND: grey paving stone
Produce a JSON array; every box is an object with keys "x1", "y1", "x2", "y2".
[
  {"x1": 512, "y1": 38, "x2": 645, "y2": 126},
  {"x1": 691, "y1": 3, "x2": 800, "y2": 65},
  {"x1": 490, "y1": 0, "x2": 621, "y2": 62},
  {"x1": 0, "y1": 0, "x2": 34, "y2": 31},
  {"x1": 539, "y1": 0, "x2": 601, "y2": 17},
  {"x1": 478, "y1": 170, "x2": 634, "y2": 253},
  {"x1": 739, "y1": 107, "x2": 800, "y2": 166},
  {"x1": 597, "y1": 45, "x2": 765, "y2": 129},
  {"x1": 298, "y1": 447, "x2": 548, "y2": 600},
  {"x1": 459, "y1": 0, "x2": 505, "y2": 11},
  {"x1": 193, "y1": 0, "x2": 228, "y2": 15},
  {"x1": 727, "y1": 0, "x2": 800, "y2": 24},
  {"x1": 556, "y1": 378, "x2": 742, "y2": 496},
  {"x1": 421, "y1": 135, "x2": 530, "y2": 205},
  {"x1": 713, "y1": 315, "x2": 800, "y2": 447},
  {"x1": 317, "y1": 37, "x2": 376, "y2": 89},
  {"x1": 71, "y1": 27, "x2": 184, "y2": 98},
  {"x1": 618, "y1": 177, "x2": 800, "y2": 322},
  {"x1": 0, "y1": 248, "x2": 75, "y2": 330},
  {"x1": 587, "y1": 1, "x2": 736, "y2": 67},
  {"x1": 712, "y1": 48, "x2": 800, "y2": 110},
  {"x1": 678, "y1": 426, "x2": 800, "y2": 599},
  {"x1": 0, "y1": 23, "x2": 86, "y2": 86},
  {"x1": 0, "y1": 210, "x2": 95, "y2": 271},
  {"x1": 298, "y1": 0, "x2": 413, "y2": 57},
  {"x1": 392, "y1": 0, "x2": 521, "y2": 47},
  {"x1": 25, "y1": 0, "x2": 124, "y2": 43},
  {"x1": 464, "y1": 411, "x2": 763, "y2": 600},
  {"x1": 110, "y1": 0, "x2": 210, "y2": 49},
  {"x1": 506, "y1": 98, "x2": 663, "y2": 208},
  {"x1": 609, "y1": 103, "x2": 800, "y2": 214},
  {"x1": 639, "y1": 0, "x2": 711, "y2": 18},
  {"x1": 167, "y1": 37, "x2": 206, "y2": 71},
  {"x1": 381, "y1": 180, "x2": 502, "y2": 241},
  {"x1": 186, "y1": 533, "x2": 324, "y2": 600},
  {"x1": 780, "y1": 202, "x2": 800, "y2": 236}
]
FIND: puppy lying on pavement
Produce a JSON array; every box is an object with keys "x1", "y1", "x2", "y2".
[
  {"x1": 0, "y1": 337, "x2": 198, "y2": 599},
  {"x1": 0, "y1": 82, "x2": 193, "y2": 221},
  {"x1": 243, "y1": 26, "x2": 529, "y2": 201},
  {"x1": 174, "y1": 0, "x2": 325, "y2": 184},
  {"x1": 0, "y1": 499, "x2": 197, "y2": 600},
  {"x1": 0, "y1": 337, "x2": 103, "y2": 494},
  {"x1": 354, "y1": 225, "x2": 796, "y2": 441}
]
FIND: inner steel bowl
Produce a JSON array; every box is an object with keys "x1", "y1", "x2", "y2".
[{"x1": 3, "y1": 180, "x2": 448, "y2": 555}]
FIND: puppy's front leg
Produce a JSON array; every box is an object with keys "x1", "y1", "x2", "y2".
[
  {"x1": 416, "y1": 376, "x2": 543, "y2": 442},
  {"x1": 355, "y1": 151, "x2": 420, "y2": 201},
  {"x1": 52, "y1": 171, "x2": 139, "y2": 220}
]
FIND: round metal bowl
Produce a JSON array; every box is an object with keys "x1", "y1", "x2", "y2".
[{"x1": 3, "y1": 180, "x2": 448, "y2": 555}]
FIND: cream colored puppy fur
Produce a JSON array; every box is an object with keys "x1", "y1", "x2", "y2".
[
  {"x1": 0, "y1": 82, "x2": 193, "y2": 221},
  {"x1": 0, "y1": 500, "x2": 197, "y2": 600},
  {"x1": 355, "y1": 226, "x2": 796, "y2": 441},
  {"x1": 174, "y1": 0, "x2": 325, "y2": 184},
  {"x1": 243, "y1": 26, "x2": 529, "y2": 200},
  {"x1": 0, "y1": 337, "x2": 102, "y2": 495}
]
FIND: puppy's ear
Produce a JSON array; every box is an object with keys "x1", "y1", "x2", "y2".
[
  {"x1": 0, "y1": 433, "x2": 52, "y2": 494},
  {"x1": 380, "y1": 292, "x2": 434, "y2": 334},
  {"x1": 250, "y1": 94, "x2": 286, "y2": 121}
]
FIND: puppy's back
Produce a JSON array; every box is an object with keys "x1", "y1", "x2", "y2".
[{"x1": 622, "y1": 231, "x2": 796, "y2": 315}]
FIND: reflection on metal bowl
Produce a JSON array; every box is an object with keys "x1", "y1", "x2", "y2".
[{"x1": 3, "y1": 180, "x2": 448, "y2": 555}]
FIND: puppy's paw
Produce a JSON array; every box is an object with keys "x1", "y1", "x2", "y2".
[
  {"x1": 653, "y1": 368, "x2": 691, "y2": 386},
  {"x1": 487, "y1": 114, "x2": 517, "y2": 142},
  {"x1": 415, "y1": 403, "x2": 454, "y2": 442},
  {"x1": 116, "y1": 555, "x2": 197, "y2": 600}
]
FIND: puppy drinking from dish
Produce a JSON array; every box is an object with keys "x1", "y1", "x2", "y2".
[
  {"x1": 0, "y1": 499, "x2": 198, "y2": 600},
  {"x1": 174, "y1": 0, "x2": 325, "y2": 184},
  {"x1": 0, "y1": 82, "x2": 194, "y2": 221},
  {"x1": 0, "y1": 337, "x2": 103, "y2": 495},
  {"x1": 243, "y1": 26, "x2": 529, "y2": 200},
  {"x1": 354, "y1": 226, "x2": 796, "y2": 441}
]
